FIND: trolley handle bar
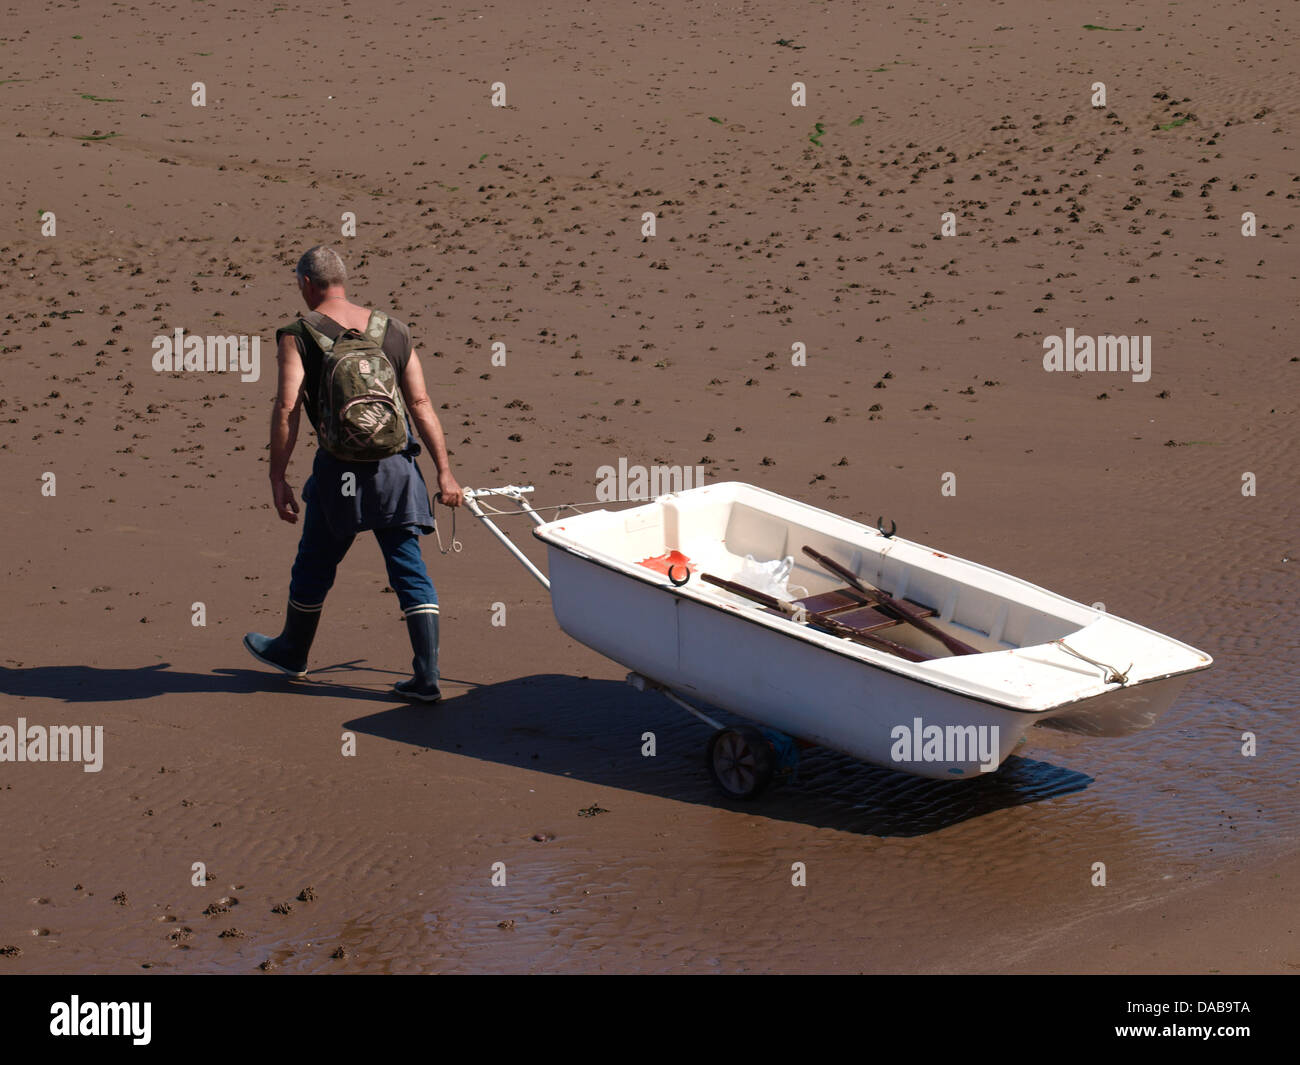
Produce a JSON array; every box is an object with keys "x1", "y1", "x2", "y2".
[{"x1": 462, "y1": 485, "x2": 551, "y2": 591}]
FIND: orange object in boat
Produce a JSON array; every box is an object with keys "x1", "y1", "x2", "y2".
[{"x1": 637, "y1": 549, "x2": 695, "y2": 576}]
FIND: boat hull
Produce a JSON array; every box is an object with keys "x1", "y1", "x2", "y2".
[
  {"x1": 533, "y1": 481, "x2": 1210, "y2": 782},
  {"x1": 547, "y1": 545, "x2": 1032, "y2": 778},
  {"x1": 1034, "y1": 672, "x2": 1193, "y2": 737}
]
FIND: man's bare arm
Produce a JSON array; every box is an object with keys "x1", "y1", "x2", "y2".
[
  {"x1": 269, "y1": 333, "x2": 306, "y2": 523},
  {"x1": 401, "y1": 349, "x2": 463, "y2": 507}
]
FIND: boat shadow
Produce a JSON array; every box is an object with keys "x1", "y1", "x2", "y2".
[{"x1": 345, "y1": 673, "x2": 1094, "y2": 837}]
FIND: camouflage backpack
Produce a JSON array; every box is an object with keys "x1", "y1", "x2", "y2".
[{"x1": 300, "y1": 310, "x2": 409, "y2": 461}]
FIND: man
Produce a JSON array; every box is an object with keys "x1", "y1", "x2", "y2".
[{"x1": 243, "y1": 245, "x2": 462, "y2": 702}]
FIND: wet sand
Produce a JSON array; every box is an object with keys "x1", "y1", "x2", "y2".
[{"x1": 0, "y1": 0, "x2": 1296, "y2": 973}]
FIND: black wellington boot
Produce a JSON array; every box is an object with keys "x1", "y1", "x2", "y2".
[
  {"x1": 243, "y1": 600, "x2": 322, "y2": 680},
  {"x1": 394, "y1": 606, "x2": 441, "y2": 702}
]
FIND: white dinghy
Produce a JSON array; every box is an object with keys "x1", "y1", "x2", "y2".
[{"x1": 464, "y1": 482, "x2": 1211, "y2": 798}]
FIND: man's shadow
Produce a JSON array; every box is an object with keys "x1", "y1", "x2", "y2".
[
  {"x1": 0, "y1": 661, "x2": 398, "y2": 704},
  {"x1": 0, "y1": 663, "x2": 1092, "y2": 836}
]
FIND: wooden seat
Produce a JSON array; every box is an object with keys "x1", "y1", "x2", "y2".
[
  {"x1": 792, "y1": 586, "x2": 936, "y2": 637},
  {"x1": 826, "y1": 605, "x2": 900, "y2": 634}
]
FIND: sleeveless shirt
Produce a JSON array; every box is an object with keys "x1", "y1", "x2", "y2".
[{"x1": 275, "y1": 311, "x2": 435, "y2": 536}]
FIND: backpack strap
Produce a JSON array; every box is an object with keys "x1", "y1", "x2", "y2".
[
  {"x1": 364, "y1": 310, "x2": 388, "y2": 344},
  {"x1": 300, "y1": 310, "x2": 388, "y2": 353},
  {"x1": 298, "y1": 311, "x2": 345, "y2": 354}
]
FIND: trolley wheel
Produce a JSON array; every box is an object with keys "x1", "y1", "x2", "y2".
[{"x1": 707, "y1": 726, "x2": 775, "y2": 800}]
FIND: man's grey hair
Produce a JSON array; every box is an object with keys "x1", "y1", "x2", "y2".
[{"x1": 296, "y1": 245, "x2": 347, "y2": 288}]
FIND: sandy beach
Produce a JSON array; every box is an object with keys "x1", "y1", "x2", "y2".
[{"x1": 0, "y1": 0, "x2": 1296, "y2": 973}]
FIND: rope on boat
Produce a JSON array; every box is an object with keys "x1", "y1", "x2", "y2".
[
  {"x1": 468, "y1": 499, "x2": 606, "y2": 518},
  {"x1": 1055, "y1": 639, "x2": 1131, "y2": 685}
]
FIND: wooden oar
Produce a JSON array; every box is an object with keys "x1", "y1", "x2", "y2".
[
  {"x1": 801, "y1": 545, "x2": 981, "y2": 657},
  {"x1": 700, "y1": 573, "x2": 934, "y2": 663}
]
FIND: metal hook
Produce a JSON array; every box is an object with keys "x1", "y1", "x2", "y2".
[
  {"x1": 667, "y1": 564, "x2": 691, "y2": 587},
  {"x1": 877, "y1": 517, "x2": 897, "y2": 539}
]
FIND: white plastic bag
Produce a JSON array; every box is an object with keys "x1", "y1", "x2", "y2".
[{"x1": 737, "y1": 554, "x2": 807, "y2": 602}]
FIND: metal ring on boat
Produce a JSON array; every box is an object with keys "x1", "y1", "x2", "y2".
[
  {"x1": 877, "y1": 517, "x2": 897, "y2": 539},
  {"x1": 667, "y1": 565, "x2": 691, "y2": 587}
]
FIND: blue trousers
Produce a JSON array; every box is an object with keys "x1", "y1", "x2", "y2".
[{"x1": 287, "y1": 480, "x2": 437, "y2": 614}]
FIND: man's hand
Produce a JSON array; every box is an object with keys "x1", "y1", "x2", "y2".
[
  {"x1": 269, "y1": 334, "x2": 305, "y2": 521},
  {"x1": 436, "y1": 470, "x2": 464, "y2": 508},
  {"x1": 272, "y1": 477, "x2": 300, "y2": 523}
]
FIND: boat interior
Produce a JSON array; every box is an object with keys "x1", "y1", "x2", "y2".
[{"x1": 543, "y1": 482, "x2": 1099, "y2": 662}]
